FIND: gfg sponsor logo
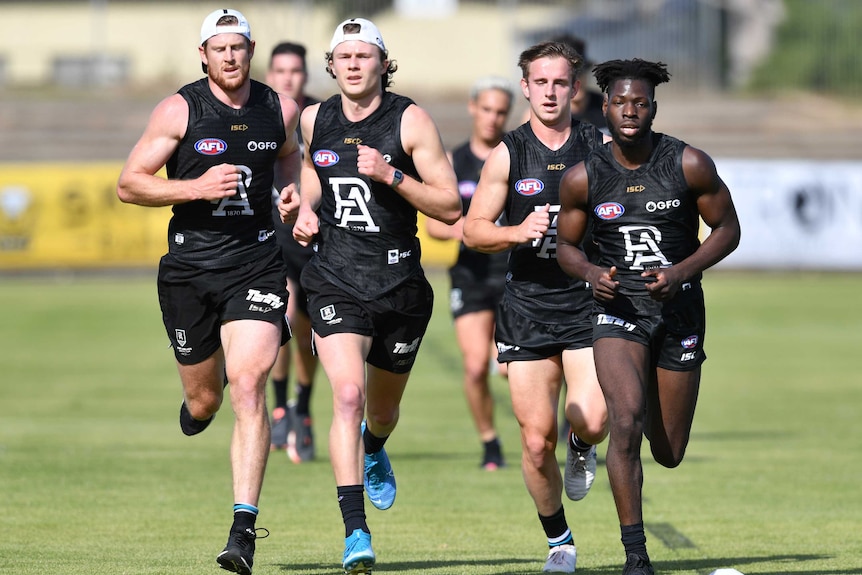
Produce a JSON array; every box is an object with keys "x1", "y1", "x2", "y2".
[
  {"x1": 313, "y1": 150, "x2": 339, "y2": 167},
  {"x1": 646, "y1": 198, "x2": 681, "y2": 212},
  {"x1": 595, "y1": 202, "x2": 624, "y2": 220},
  {"x1": 195, "y1": 138, "x2": 227, "y2": 155},
  {"x1": 515, "y1": 178, "x2": 544, "y2": 196},
  {"x1": 247, "y1": 141, "x2": 278, "y2": 152}
]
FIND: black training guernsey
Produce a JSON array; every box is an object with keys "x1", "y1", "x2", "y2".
[
  {"x1": 166, "y1": 78, "x2": 286, "y2": 269},
  {"x1": 585, "y1": 133, "x2": 702, "y2": 296},
  {"x1": 503, "y1": 119, "x2": 603, "y2": 320},
  {"x1": 307, "y1": 91, "x2": 421, "y2": 301},
  {"x1": 450, "y1": 142, "x2": 508, "y2": 280}
]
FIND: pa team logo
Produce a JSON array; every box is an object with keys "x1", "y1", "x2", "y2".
[
  {"x1": 515, "y1": 178, "x2": 544, "y2": 196},
  {"x1": 313, "y1": 149, "x2": 339, "y2": 167},
  {"x1": 195, "y1": 138, "x2": 227, "y2": 155},
  {"x1": 681, "y1": 335, "x2": 699, "y2": 349},
  {"x1": 595, "y1": 202, "x2": 625, "y2": 220}
]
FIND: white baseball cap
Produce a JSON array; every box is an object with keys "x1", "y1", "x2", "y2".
[
  {"x1": 200, "y1": 8, "x2": 251, "y2": 46},
  {"x1": 329, "y1": 18, "x2": 386, "y2": 54}
]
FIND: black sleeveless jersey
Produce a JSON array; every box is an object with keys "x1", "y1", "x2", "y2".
[
  {"x1": 503, "y1": 119, "x2": 603, "y2": 320},
  {"x1": 306, "y1": 92, "x2": 421, "y2": 300},
  {"x1": 450, "y1": 141, "x2": 508, "y2": 281},
  {"x1": 166, "y1": 78, "x2": 286, "y2": 269},
  {"x1": 586, "y1": 133, "x2": 702, "y2": 296}
]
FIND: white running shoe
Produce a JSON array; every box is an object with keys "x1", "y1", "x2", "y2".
[
  {"x1": 565, "y1": 442, "x2": 596, "y2": 501},
  {"x1": 542, "y1": 544, "x2": 577, "y2": 573}
]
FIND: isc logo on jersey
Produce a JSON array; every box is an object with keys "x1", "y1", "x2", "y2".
[
  {"x1": 195, "y1": 138, "x2": 227, "y2": 155},
  {"x1": 595, "y1": 202, "x2": 625, "y2": 220},
  {"x1": 515, "y1": 178, "x2": 544, "y2": 196},
  {"x1": 313, "y1": 150, "x2": 339, "y2": 167}
]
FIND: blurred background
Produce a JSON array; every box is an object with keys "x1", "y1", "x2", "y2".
[{"x1": 2, "y1": 0, "x2": 862, "y2": 271}]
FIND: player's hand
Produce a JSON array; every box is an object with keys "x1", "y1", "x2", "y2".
[
  {"x1": 588, "y1": 265, "x2": 619, "y2": 302},
  {"x1": 292, "y1": 207, "x2": 319, "y2": 247},
  {"x1": 642, "y1": 267, "x2": 681, "y2": 301},
  {"x1": 516, "y1": 203, "x2": 551, "y2": 243},
  {"x1": 278, "y1": 185, "x2": 299, "y2": 223},
  {"x1": 193, "y1": 164, "x2": 243, "y2": 200},
  {"x1": 356, "y1": 144, "x2": 389, "y2": 183}
]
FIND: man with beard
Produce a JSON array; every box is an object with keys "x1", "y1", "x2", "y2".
[
  {"x1": 117, "y1": 9, "x2": 301, "y2": 575},
  {"x1": 556, "y1": 59, "x2": 741, "y2": 575}
]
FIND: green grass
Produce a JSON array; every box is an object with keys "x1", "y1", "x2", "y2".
[{"x1": 1, "y1": 269, "x2": 860, "y2": 575}]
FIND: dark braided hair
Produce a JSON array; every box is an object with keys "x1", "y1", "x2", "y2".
[{"x1": 593, "y1": 59, "x2": 671, "y2": 95}]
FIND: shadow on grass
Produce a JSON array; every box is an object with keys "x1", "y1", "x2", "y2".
[{"x1": 276, "y1": 553, "x2": 854, "y2": 574}]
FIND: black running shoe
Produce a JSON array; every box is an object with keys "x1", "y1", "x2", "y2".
[
  {"x1": 179, "y1": 401, "x2": 214, "y2": 436},
  {"x1": 622, "y1": 553, "x2": 654, "y2": 575},
  {"x1": 216, "y1": 526, "x2": 269, "y2": 575}
]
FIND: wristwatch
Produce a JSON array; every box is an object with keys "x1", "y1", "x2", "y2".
[{"x1": 391, "y1": 169, "x2": 404, "y2": 188}]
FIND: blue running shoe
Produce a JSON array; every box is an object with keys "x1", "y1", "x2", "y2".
[
  {"x1": 342, "y1": 529, "x2": 375, "y2": 574},
  {"x1": 361, "y1": 421, "x2": 396, "y2": 510}
]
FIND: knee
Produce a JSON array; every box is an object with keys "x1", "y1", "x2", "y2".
[
  {"x1": 185, "y1": 389, "x2": 223, "y2": 419},
  {"x1": 651, "y1": 440, "x2": 688, "y2": 468},
  {"x1": 463, "y1": 355, "x2": 490, "y2": 386},
  {"x1": 521, "y1": 428, "x2": 554, "y2": 470}
]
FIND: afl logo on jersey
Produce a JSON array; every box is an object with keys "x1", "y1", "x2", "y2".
[
  {"x1": 515, "y1": 178, "x2": 544, "y2": 196},
  {"x1": 681, "y1": 335, "x2": 699, "y2": 349},
  {"x1": 195, "y1": 138, "x2": 227, "y2": 155},
  {"x1": 595, "y1": 202, "x2": 625, "y2": 220},
  {"x1": 313, "y1": 150, "x2": 339, "y2": 167}
]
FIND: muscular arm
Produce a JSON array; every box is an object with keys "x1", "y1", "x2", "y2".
[
  {"x1": 357, "y1": 104, "x2": 461, "y2": 224},
  {"x1": 643, "y1": 145, "x2": 741, "y2": 300},
  {"x1": 292, "y1": 104, "x2": 322, "y2": 246},
  {"x1": 116, "y1": 94, "x2": 241, "y2": 207},
  {"x1": 462, "y1": 142, "x2": 549, "y2": 254},
  {"x1": 557, "y1": 162, "x2": 619, "y2": 300},
  {"x1": 275, "y1": 94, "x2": 302, "y2": 219}
]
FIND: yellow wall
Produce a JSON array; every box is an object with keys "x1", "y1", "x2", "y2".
[{"x1": 0, "y1": 163, "x2": 456, "y2": 270}]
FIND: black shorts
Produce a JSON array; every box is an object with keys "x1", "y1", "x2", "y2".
[
  {"x1": 495, "y1": 296, "x2": 593, "y2": 362},
  {"x1": 275, "y1": 222, "x2": 313, "y2": 317},
  {"x1": 157, "y1": 250, "x2": 291, "y2": 365},
  {"x1": 592, "y1": 283, "x2": 707, "y2": 371},
  {"x1": 448, "y1": 266, "x2": 505, "y2": 319},
  {"x1": 301, "y1": 264, "x2": 434, "y2": 374}
]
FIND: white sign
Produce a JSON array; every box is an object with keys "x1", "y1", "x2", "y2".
[{"x1": 714, "y1": 158, "x2": 862, "y2": 269}]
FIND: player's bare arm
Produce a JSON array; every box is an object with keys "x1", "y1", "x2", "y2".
[
  {"x1": 117, "y1": 94, "x2": 242, "y2": 207},
  {"x1": 557, "y1": 161, "x2": 619, "y2": 301},
  {"x1": 390, "y1": 104, "x2": 461, "y2": 224},
  {"x1": 462, "y1": 142, "x2": 550, "y2": 254},
  {"x1": 642, "y1": 145, "x2": 741, "y2": 300},
  {"x1": 275, "y1": 94, "x2": 302, "y2": 222},
  {"x1": 292, "y1": 103, "x2": 322, "y2": 246}
]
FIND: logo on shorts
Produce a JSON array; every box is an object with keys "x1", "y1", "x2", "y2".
[
  {"x1": 393, "y1": 337, "x2": 421, "y2": 354},
  {"x1": 681, "y1": 351, "x2": 698, "y2": 362},
  {"x1": 596, "y1": 313, "x2": 637, "y2": 332},
  {"x1": 681, "y1": 335, "x2": 698, "y2": 349},
  {"x1": 246, "y1": 289, "x2": 284, "y2": 312},
  {"x1": 320, "y1": 304, "x2": 337, "y2": 321},
  {"x1": 496, "y1": 342, "x2": 520, "y2": 354},
  {"x1": 174, "y1": 329, "x2": 192, "y2": 356}
]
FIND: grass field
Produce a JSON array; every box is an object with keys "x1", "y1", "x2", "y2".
[{"x1": 1, "y1": 269, "x2": 860, "y2": 575}]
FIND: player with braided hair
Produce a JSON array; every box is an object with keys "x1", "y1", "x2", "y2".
[{"x1": 557, "y1": 58, "x2": 740, "y2": 575}]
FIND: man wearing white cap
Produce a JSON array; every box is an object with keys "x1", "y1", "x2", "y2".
[
  {"x1": 117, "y1": 8, "x2": 302, "y2": 575},
  {"x1": 287, "y1": 17, "x2": 460, "y2": 575}
]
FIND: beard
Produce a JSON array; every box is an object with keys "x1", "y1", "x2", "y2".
[{"x1": 210, "y1": 66, "x2": 248, "y2": 93}]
